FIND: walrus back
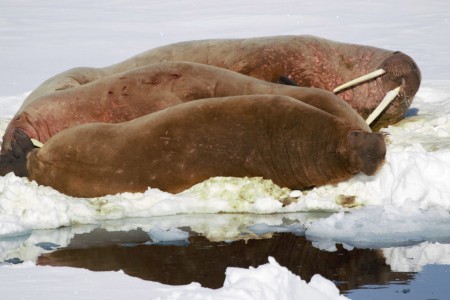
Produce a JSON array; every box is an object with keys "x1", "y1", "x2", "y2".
[{"x1": 27, "y1": 95, "x2": 384, "y2": 198}]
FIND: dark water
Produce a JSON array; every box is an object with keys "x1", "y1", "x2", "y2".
[{"x1": 32, "y1": 227, "x2": 450, "y2": 299}]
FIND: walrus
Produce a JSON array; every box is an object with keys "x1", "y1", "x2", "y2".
[
  {"x1": 24, "y1": 35, "x2": 421, "y2": 130},
  {"x1": 24, "y1": 95, "x2": 386, "y2": 198},
  {"x1": 0, "y1": 61, "x2": 369, "y2": 176}
]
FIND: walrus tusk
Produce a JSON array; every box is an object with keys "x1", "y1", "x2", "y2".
[
  {"x1": 366, "y1": 86, "x2": 401, "y2": 125},
  {"x1": 333, "y1": 69, "x2": 386, "y2": 93},
  {"x1": 31, "y1": 138, "x2": 44, "y2": 148}
]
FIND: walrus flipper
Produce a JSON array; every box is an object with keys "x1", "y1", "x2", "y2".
[
  {"x1": 0, "y1": 129, "x2": 34, "y2": 177},
  {"x1": 278, "y1": 76, "x2": 298, "y2": 86}
]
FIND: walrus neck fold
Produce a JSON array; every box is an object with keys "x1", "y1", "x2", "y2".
[
  {"x1": 257, "y1": 111, "x2": 355, "y2": 189},
  {"x1": 299, "y1": 123, "x2": 358, "y2": 186},
  {"x1": 279, "y1": 121, "x2": 383, "y2": 188}
]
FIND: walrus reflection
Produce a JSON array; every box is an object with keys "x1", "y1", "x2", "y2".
[{"x1": 37, "y1": 229, "x2": 414, "y2": 292}]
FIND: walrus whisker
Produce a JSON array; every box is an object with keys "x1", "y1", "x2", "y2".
[
  {"x1": 366, "y1": 86, "x2": 401, "y2": 125},
  {"x1": 333, "y1": 69, "x2": 386, "y2": 93},
  {"x1": 31, "y1": 138, "x2": 44, "y2": 148}
]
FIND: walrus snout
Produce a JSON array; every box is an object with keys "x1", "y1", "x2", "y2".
[
  {"x1": 380, "y1": 51, "x2": 421, "y2": 101},
  {"x1": 364, "y1": 52, "x2": 422, "y2": 129},
  {"x1": 347, "y1": 130, "x2": 386, "y2": 176},
  {"x1": 0, "y1": 129, "x2": 34, "y2": 177}
]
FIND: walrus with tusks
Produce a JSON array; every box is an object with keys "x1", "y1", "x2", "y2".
[
  {"x1": 25, "y1": 35, "x2": 421, "y2": 130},
  {"x1": 24, "y1": 95, "x2": 386, "y2": 197},
  {"x1": 1, "y1": 61, "x2": 369, "y2": 176}
]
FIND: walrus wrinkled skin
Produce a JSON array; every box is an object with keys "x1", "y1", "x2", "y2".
[
  {"x1": 25, "y1": 35, "x2": 421, "y2": 130},
  {"x1": 26, "y1": 95, "x2": 386, "y2": 198},
  {"x1": 1, "y1": 61, "x2": 369, "y2": 176}
]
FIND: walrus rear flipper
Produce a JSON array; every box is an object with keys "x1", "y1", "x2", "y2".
[
  {"x1": 0, "y1": 129, "x2": 34, "y2": 177},
  {"x1": 278, "y1": 76, "x2": 298, "y2": 86}
]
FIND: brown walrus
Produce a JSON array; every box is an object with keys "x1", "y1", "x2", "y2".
[
  {"x1": 1, "y1": 61, "x2": 368, "y2": 176},
  {"x1": 24, "y1": 35, "x2": 421, "y2": 130},
  {"x1": 25, "y1": 95, "x2": 386, "y2": 197}
]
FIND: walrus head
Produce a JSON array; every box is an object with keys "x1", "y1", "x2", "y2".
[
  {"x1": 346, "y1": 130, "x2": 386, "y2": 176},
  {"x1": 0, "y1": 129, "x2": 34, "y2": 177},
  {"x1": 367, "y1": 52, "x2": 421, "y2": 129},
  {"x1": 333, "y1": 51, "x2": 421, "y2": 129},
  {"x1": 380, "y1": 51, "x2": 421, "y2": 102}
]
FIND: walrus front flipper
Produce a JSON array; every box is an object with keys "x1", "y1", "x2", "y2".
[
  {"x1": 278, "y1": 76, "x2": 298, "y2": 86},
  {"x1": 0, "y1": 129, "x2": 34, "y2": 177}
]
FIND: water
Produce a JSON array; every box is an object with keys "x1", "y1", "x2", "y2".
[
  {"x1": 8, "y1": 218, "x2": 445, "y2": 299},
  {"x1": 347, "y1": 265, "x2": 450, "y2": 300}
]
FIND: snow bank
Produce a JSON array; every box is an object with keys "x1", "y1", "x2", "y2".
[
  {"x1": 148, "y1": 226, "x2": 190, "y2": 245},
  {"x1": 383, "y1": 242, "x2": 450, "y2": 272},
  {"x1": 298, "y1": 82, "x2": 450, "y2": 249},
  {"x1": 306, "y1": 204, "x2": 450, "y2": 249},
  {"x1": 141, "y1": 257, "x2": 348, "y2": 300},
  {"x1": 0, "y1": 257, "x2": 348, "y2": 300}
]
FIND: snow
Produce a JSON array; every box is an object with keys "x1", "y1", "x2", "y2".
[
  {"x1": 306, "y1": 204, "x2": 450, "y2": 249},
  {"x1": 383, "y1": 242, "x2": 450, "y2": 273},
  {"x1": 1, "y1": 0, "x2": 450, "y2": 299},
  {"x1": 0, "y1": 261, "x2": 165, "y2": 300},
  {"x1": 148, "y1": 226, "x2": 190, "y2": 244},
  {"x1": 149, "y1": 257, "x2": 348, "y2": 300},
  {"x1": 0, "y1": 258, "x2": 348, "y2": 300}
]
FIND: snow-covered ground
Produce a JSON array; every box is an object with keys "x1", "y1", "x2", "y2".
[{"x1": 1, "y1": 0, "x2": 450, "y2": 299}]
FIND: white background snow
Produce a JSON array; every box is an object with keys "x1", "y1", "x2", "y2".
[{"x1": 0, "y1": 0, "x2": 450, "y2": 299}]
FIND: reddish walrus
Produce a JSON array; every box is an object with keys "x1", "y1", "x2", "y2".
[
  {"x1": 25, "y1": 35, "x2": 421, "y2": 130},
  {"x1": 25, "y1": 95, "x2": 386, "y2": 197},
  {"x1": 1, "y1": 61, "x2": 368, "y2": 176}
]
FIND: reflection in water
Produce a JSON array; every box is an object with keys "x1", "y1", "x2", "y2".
[{"x1": 37, "y1": 228, "x2": 414, "y2": 291}]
